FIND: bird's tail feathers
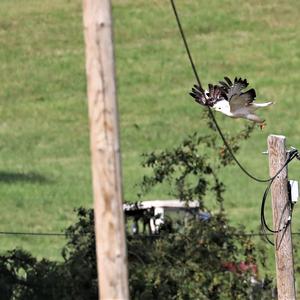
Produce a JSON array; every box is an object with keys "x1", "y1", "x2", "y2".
[{"x1": 252, "y1": 101, "x2": 273, "y2": 108}]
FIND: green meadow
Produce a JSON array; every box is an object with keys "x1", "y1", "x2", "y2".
[{"x1": 0, "y1": 0, "x2": 299, "y2": 284}]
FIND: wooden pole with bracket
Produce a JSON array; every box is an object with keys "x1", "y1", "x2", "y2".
[{"x1": 267, "y1": 134, "x2": 296, "y2": 300}]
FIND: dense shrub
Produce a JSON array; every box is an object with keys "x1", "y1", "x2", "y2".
[
  {"x1": 0, "y1": 207, "x2": 273, "y2": 300},
  {"x1": 0, "y1": 126, "x2": 274, "y2": 299}
]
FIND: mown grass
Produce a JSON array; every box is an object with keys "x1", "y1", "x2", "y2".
[{"x1": 0, "y1": 0, "x2": 299, "y2": 286}]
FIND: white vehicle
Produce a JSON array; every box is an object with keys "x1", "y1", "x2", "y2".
[{"x1": 124, "y1": 200, "x2": 210, "y2": 234}]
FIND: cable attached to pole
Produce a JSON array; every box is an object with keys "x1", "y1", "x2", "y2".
[
  {"x1": 260, "y1": 149, "x2": 299, "y2": 245},
  {"x1": 170, "y1": 0, "x2": 300, "y2": 246}
]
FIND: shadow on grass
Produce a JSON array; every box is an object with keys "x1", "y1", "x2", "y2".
[{"x1": 0, "y1": 171, "x2": 51, "y2": 184}]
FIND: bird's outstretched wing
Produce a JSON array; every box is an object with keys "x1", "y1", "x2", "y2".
[
  {"x1": 219, "y1": 77, "x2": 256, "y2": 112},
  {"x1": 189, "y1": 85, "x2": 207, "y2": 106},
  {"x1": 190, "y1": 84, "x2": 225, "y2": 107}
]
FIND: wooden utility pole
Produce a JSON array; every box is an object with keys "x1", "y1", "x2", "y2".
[
  {"x1": 267, "y1": 135, "x2": 296, "y2": 300},
  {"x1": 82, "y1": 0, "x2": 129, "y2": 299}
]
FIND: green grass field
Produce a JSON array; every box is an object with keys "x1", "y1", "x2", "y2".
[{"x1": 0, "y1": 0, "x2": 299, "y2": 285}]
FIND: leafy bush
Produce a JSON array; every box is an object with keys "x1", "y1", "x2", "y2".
[
  {"x1": 129, "y1": 127, "x2": 273, "y2": 299},
  {"x1": 0, "y1": 207, "x2": 273, "y2": 300},
  {"x1": 0, "y1": 124, "x2": 275, "y2": 299}
]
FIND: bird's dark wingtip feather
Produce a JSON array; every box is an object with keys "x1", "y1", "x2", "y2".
[
  {"x1": 248, "y1": 88, "x2": 256, "y2": 98},
  {"x1": 224, "y1": 76, "x2": 232, "y2": 86}
]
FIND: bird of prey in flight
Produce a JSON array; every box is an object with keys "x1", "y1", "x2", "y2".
[{"x1": 190, "y1": 77, "x2": 272, "y2": 128}]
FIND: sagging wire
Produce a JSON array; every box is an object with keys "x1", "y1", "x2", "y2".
[
  {"x1": 170, "y1": 0, "x2": 273, "y2": 183},
  {"x1": 169, "y1": 0, "x2": 300, "y2": 244},
  {"x1": 260, "y1": 148, "x2": 299, "y2": 245},
  {"x1": 0, "y1": 231, "x2": 65, "y2": 237}
]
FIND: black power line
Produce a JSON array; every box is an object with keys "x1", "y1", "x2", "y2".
[
  {"x1": 169, "y1": 0, "x2": 300, "y2": 245},
  {"x1": 0, "y1": 231, "x2": 65, "y2": 237},
  {"x1": 260, "y1": 149, "x2": 299, "y2": 245},
  {"x1": 170, "y1": 0, "x2": 276, "y2": 183},
  {"x1": 1, "y1": 228, "x2": 300, "y2": 238}
]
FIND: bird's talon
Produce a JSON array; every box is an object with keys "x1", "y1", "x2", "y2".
[{"x1": 259, "y1": 122, "x2": 266, "y2": 130}]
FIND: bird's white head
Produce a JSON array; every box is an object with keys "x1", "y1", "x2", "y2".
[{"x1": 212, "y1": 100, "x2": 231, "y2": 116}]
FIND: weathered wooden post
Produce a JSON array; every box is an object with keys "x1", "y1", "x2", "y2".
[
  {"x1": 82, "y1": 0, "x2": 129, "y2": 299},
  {"x1": 267, "y1": 135, "x2": 296, "y2": 300}
]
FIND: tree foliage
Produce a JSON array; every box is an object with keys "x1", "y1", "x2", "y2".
[
  {"x1": 0, "y1": 122, "x2": 275, "y2": 299},
  {"x1": 0, "y1": 207, "x2": 273, "y2": 300},
  {"x1": 131, "y1": 125, "x2": 273, "y2": 299}
]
